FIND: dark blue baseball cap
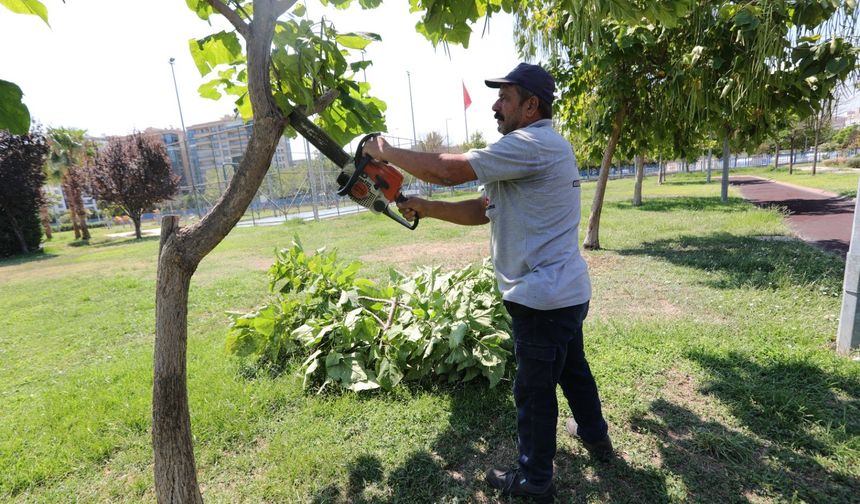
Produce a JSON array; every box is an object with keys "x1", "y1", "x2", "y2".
[{"x1": 485, "y1": 63, "x2": 555, "y2": 105}]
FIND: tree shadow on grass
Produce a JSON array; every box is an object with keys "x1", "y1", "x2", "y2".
[
  {"x1": 90, "y1": 235, "x2": 160, "y2": 249},
  {"x1": 616, "y1": 233, "x2": 844, "y2": 291},
  {"x1": 687, "y1": 349, "x2": 860, "y2": 462},
  {"x1": 552, "y1": 447, "x2": 668, "y2": 503},
  {"x1": 0, "y1": 250, "x2": 57, "y2": 268},
  {"x1": 628, "y1": 351, "x2": 860, "y2": 503},
  {"x1": 609, "y1": 196, "x2": 750, "y2": 213},
  {"x1": 310, "y1": 382, "x2": 670, "y2": 503},
  {"x1": 310, "y1": 382, "x2": 514, "y2": 503},
  {"x1": 659, "y1": 178, "x2": 711, "y2": 186}
]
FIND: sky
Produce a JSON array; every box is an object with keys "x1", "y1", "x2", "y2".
[{"x1": 0, "y1": 0, "x2": 522, "y2": 146}]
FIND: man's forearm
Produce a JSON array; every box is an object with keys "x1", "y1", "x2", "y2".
[
  {"x1": 381, "y1": 148, "x2": 477, "y2": 186},
  {"x1": 421, "y1": 197, "x2": 489, "y2": 226}
]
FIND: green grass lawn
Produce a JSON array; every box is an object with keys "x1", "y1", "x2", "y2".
[{"x1": 1, "y1": 172, "x2": 858, "y2": 502}]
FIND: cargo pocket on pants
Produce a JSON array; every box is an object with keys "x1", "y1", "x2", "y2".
[{"x1": 514, "y1": 341, "x2": 557, "y2": 390}]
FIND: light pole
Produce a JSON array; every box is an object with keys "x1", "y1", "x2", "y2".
[
  {"x1": 169, "y1": 57, "x2": 202, "y2": 218},
  {"x1": 407, "y1": 71, "x2": 417, "y2": 148}
]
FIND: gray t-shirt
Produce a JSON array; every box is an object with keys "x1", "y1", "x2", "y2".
[{"x1": 464, "y1": 119, "x2": 591, "y2": 310}]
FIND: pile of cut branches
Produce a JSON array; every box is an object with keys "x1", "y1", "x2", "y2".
[{"x1": 226, "y1": 239, "x2": 512, "y2": 392}]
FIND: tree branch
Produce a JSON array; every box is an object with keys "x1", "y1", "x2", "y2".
[
  {"x1": 273, "y1": 0, "x2": 298, "y2": 17},
  {"x1": 306, "y1": 89, "x2": 341, "y2": 116},
  {"x1": 207, "y1": 0, "x2": 249, "y2": 38},
  {"x1": 383, "y1": 296, "x2": 399, "y2": 331}
]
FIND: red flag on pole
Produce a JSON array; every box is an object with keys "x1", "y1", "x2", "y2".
[{"x1": 462, "y1": 81, "x2": 472, "y2": 110}]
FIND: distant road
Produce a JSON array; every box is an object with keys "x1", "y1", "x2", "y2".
[{"x1": 730, "y1": 176, "x2": 855, "y2": 257}]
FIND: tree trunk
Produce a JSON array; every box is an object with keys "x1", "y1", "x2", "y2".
[
  {"x1": 153, "y1": 216, "x2": 201, "y2": 504},
  {"x1": 789, "y1": 135, "x2": 795, "y2": 175},
  {"x1": 812, "y1": 112, "x2": 821, "y2": 176},
  {"x1": 39, "y1": 189, "x2": 52, "y2": 240},
  {"x1": 774, "y1": 142, "x2": 780, "y2": 171},
  {"x1": 632, "y1": 153, "x2": 644, "y2": 206},
  {"x1": 152, "y1": 3, "x2": 291, "y2": 501},
  {"x1": 657, "y1": 155, "x2": 663, "y2": 185},
  {"x1": 66, "y1": 163, "x2": 91, "y2": 240},
  {"x1": 706, "y1": 148, "x2": 713, "y2": 183},
  {"x1": 75, "y1": 190, "x2": 91, "y2": 240},
  {"x1": 132, "y1": 214, "x2": 143, "y2": 239},
  {"x1": 584, "y1": 105, "x2": 626, "y2": 250},
  {"x1": 5, "y1": 210, "x2": 30, "y2": 254},
  {"x1": 721, "y1": 134, "x2": 731, "y2": 203},
  {"x1": 63, "y1": 178, "x2": 81, "y2": 239}
]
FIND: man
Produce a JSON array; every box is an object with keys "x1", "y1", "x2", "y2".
[{"x1": 362, "y1": 63, "x2": 612, "y2": 502}]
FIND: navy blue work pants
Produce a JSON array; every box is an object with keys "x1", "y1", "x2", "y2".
[{"x1": 504, "y1": 300, "x2": 608, "y2": 486}]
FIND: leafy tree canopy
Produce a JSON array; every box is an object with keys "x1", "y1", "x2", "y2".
[
  {"x1": 88, "y1": 133, "x2": 180, "y2": 239},
  {"x1": 186, "y1": 0, "x2": 387, "y2": 146},
  {"x1": 0, "y1": 127, "x2": 48, "y2": 256}
]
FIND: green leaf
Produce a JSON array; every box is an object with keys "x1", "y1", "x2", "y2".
[
  {"x1": 225, "y1": 328, "x2": 259, "y2": 357},
  {"x1": 188, "y1": 31, "x2": 244, "y2": 77},
  {"x1": 252, "y1": 311, "x2": 276, "y2": 338},
  {"x1": 445, "y1": 346, "x2": 470, "y2": 365},
  {"x1": 448, "y1": 322, "x2": 467, "y2": 349},
  {"x1": 484, "y1": 359, "x2": 505, "y2": 388},
  {"x1": 377, "y1": 358, "x2": 404, "y2": 390},
  {"x1": 0, "y1": 79, "x2": 29, "y2": 135},
  {"x1": 198, "y1": 79, "x2": 223, "y2": 100},
  {"x1": 335, "y1": 32, "x2": 381, "y2": 50},
  {"x1": 0, "y1": 0, "x2": 48, "y2": 25}
]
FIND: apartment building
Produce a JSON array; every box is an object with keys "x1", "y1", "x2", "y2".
[{"x1": 185, "y1": 116, "x2": 294, "y2": 190}]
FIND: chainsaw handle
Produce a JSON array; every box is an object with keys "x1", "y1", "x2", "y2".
[
  {"x1": 382, "y1": 205, "x2": 419, "y2": 230},
  {"x1": 394, "y1": 193, "x2": 420, "y2": 230},
  {"x1": 356, "y1": 133, "x2": 380, "y2": 160}
]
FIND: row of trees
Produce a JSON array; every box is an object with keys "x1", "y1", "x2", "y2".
[
  {"x1": 505, "y1": 1, "x2": 857, "y2": 248},
  {"x1": 0, "y1": 127, "x2": 180, "y2": 256}
]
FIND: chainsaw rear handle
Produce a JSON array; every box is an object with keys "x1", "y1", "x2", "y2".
[
  {"x1": 383, "y1": 205, "x2": 419, "y2": 230},
  {"x1": 393, "y1": 194, "x2": 419, "y2": 230}
]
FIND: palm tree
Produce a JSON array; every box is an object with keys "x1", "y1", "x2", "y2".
[{"x1": 47, "y1": 127, "x2": 91, "y2": 240}]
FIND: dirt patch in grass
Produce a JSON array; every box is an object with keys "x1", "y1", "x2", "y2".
[
  {"x1": 587, "y1": 253, "x2": 730, "y2": 326},
  {"x1": 365, "y1": 241, "x2": 489, "y2": 271},
  {"x1": 0, "y1": 260, "x2": 108, "y2": 284}
]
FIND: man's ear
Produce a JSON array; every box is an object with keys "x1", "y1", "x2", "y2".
[{"x1": 527, "y1": 96, "x2": 540, "y2": 116}]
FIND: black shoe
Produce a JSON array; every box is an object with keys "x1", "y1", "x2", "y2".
[
  {"x1": 485, "y1": 467, "x2": 555, "y2": 503},
  {"x1": 565, "y1": 418, "x2": 614, "y2": 462}
]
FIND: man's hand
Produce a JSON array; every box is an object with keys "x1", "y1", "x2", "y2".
[
  {"x1": 362, "y1": 135, "x2": 391, "y2": 161},
  {"x1": 396, "y1": 196, "x2": 429, "y2": 221}
]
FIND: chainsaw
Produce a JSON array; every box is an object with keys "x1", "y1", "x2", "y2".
[{"x1": 288, "y1": 110, "x2": 418, "y2": 230}]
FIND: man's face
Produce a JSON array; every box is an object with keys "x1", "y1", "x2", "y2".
[{"x1": 492, "y1": 85, "x2": 533, "y2": 135}]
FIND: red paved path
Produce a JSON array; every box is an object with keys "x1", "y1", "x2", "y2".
[{"x1": 729, "y1": 176, "x2": 856, "y2": 257}]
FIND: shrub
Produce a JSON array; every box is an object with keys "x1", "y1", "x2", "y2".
[
  {"x1": 0, "y1": 129, "x2": 48, "y2": 257},
  {"x1": 226, "y1": 239, "x2": 513, "y2": 392}
]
